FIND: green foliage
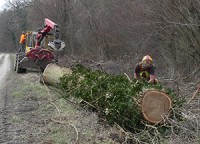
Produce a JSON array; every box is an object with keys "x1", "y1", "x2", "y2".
[{"x1": 60, "y1": 64, "x2": 185, "y2": 133}]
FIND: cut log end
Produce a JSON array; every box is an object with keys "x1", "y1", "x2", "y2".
[
  {"x1": 141, "y1": 90, "x2": 172, "y2": 124},
  {"x1": 41, "y1": 63, "x2": 72, "y2": 86}
]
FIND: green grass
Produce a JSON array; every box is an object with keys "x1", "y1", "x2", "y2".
[
  {"x1": 11, "y1": 80, "x2": 49, "y2": 99},
  {"x1": 10, "y1": 115, "x2": 21, "y2": 123},
  {"x1": 83, "y1": 129, "x2": 95, "y2": 137},
  {"x1": 7, "y1": 62, "x2": 121, "y2": 143},
  {"x1": 45, "y1": 124, "x2": 77, "y2": 144}
]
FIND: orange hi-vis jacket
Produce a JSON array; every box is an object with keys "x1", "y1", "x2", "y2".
[{"x1": 20, "y1": 34, "x2": 26, "y2": 44}]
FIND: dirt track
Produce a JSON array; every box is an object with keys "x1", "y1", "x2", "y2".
[
  {"x1": 0, "y1": 54, "x2": 12, "y2": 143},
  {"x1": 0, "y1": 53, "x2": 121, "y2": 144}
]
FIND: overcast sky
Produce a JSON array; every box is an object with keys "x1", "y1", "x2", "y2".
[{"x1": 0, "y1": 0, "x2": 6, "y2": 10}]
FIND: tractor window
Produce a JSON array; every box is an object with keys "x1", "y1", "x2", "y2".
[
  {"x1": 32, "y1": 34, "x2": 36, "y2": 47},
  {"x1": 26, "y1": 33, "x2": 37, "y2": 48},
  {"x1": 26, "y1": 34, "x2": 33, "y2": 47}
]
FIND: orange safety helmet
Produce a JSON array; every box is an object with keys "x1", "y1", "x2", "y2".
[{"x1": 141, "y1": 55, "x2": 153, "y2": 67}]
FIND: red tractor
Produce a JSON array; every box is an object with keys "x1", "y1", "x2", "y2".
[{"x1": 14, "y1": 18, "x2": 65, "y2": 73}]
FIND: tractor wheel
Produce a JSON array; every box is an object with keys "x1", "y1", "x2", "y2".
[
  {"x1": 14, "y1": 53, "x2": 18, "y2": 71},
  {"x1": 15, "y1": 53, "x2": 26, "y2": 73}
]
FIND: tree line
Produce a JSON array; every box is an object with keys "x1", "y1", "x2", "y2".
[{"x1": 0, "y1": 0, "x2": 199, "y2": 79}]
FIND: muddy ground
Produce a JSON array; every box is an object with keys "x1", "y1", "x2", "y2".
[{"x1": 0, "y1": 55, "x2": 123, "y2": 144}]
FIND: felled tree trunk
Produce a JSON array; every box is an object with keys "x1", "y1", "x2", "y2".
[{"x1": 41, "y1": 63, "x2": 72, "y2": 86}]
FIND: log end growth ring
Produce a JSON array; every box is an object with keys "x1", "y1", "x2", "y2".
[{"x1": 141, "y1": 90, "x2": 172, "y2": 124}]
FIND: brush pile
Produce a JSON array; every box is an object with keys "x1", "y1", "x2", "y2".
[{"x1": 60, "y1": 64, "x2": 185, "y2": 132}]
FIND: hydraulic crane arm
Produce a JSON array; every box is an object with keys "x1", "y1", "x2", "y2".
[
  {"x1": 44, "y1": 18, "x2": 58, "y2": 30},
  {"x1": 36, "y1": 18, "x2": 60, "y2": 47}
]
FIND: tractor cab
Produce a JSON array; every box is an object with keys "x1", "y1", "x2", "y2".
[
  {"x1": 25, "y1": 31, "x2": 37, "y2": 52},
  {"x1": 25, "y1": 31, "x2": 54, "y2": 52}
]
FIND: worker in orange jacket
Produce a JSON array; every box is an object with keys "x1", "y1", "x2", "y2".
[{"x1": 19, "y1": 31, "x2": 27, "y2": 52}]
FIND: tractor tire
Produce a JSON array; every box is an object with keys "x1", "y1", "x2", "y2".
[
  {"x1": 14, "y1": 53, "x2": 18, "y2": 71},
  {"x1": 15, "y1": 52, "x2": 27, "y2": 74}
]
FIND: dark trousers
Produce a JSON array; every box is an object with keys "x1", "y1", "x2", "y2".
[{"x1": 19, "y1": 43, "x2": 25, "y2": 52}]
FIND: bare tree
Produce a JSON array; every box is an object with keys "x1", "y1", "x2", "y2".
[
  {"x1": 0, "y1": 0, "x2": 32, "y2": 52},
  {"x1": 144, "y1": 0, "x2": 200, "y2": 79},
  {"x1": 64, "y1": 0, "x2": 152, "y2": 60},
  {"x1": 0, "y1": 0, "x2": 199, "y2": 81}
]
